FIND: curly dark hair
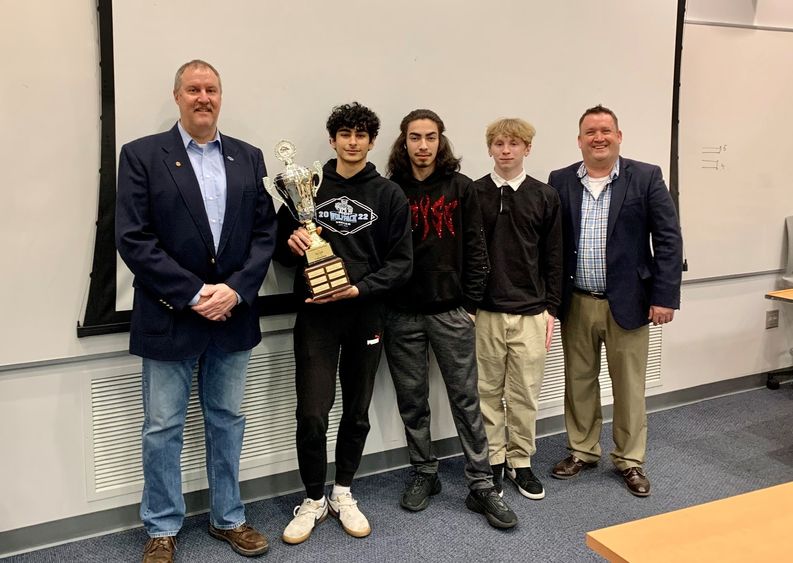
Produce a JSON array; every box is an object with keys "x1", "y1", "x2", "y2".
[
  {"x1": 325, "y1": 102, "x2": 381, "y2": 139},
  {"x1": 386, "y1": 109, "x2": 461, "y2": 179}
]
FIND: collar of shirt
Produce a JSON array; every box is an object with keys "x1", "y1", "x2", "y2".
[
  {"x1": 490, "y1": 169, "x2": 527, "y2": 191},
  {"x1": 576, "y1": 159, "x2": 620, "y2": 182},
  {"x1": 177, "y1": 120, "x2": 223, "y2": 152}
]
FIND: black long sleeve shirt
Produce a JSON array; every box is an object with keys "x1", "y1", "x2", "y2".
[{"x1": 474, "y1": 174, "x2": 562, "y2": 317}]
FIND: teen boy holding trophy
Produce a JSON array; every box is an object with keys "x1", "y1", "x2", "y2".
[{"x1": 272, "y1": 102, "x2": 412, "y2": 545}]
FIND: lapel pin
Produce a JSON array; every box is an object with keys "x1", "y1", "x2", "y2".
[
  {"x1": 226, "y1": 155, "x2": 234, "y2": 162},
  {"x1": 175, "y1": 161, "x2": 182, "y2": 167}
]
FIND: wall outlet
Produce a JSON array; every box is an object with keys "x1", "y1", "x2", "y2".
[{"x1": 766, "y1": 310, "x2": 779, "y2": 329}]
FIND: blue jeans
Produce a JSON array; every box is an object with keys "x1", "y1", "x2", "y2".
[{"x1": 140, "y1": 343, "x2": 251, "y2": 537}]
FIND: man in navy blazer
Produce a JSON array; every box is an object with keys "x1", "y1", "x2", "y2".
[
  {"x1": 547, "y1": 105, "x2": 682, "y2": 498},
  {"x1": 116, "y1": 60, "x2": 275, "y2": 561}
]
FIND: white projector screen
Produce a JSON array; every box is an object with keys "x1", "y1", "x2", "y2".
[{"x1": 112, "y1": 0, "x2": 679, "y2": 311}]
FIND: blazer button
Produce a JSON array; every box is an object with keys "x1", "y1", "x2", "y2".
[{"x1": 210, "y1": 258, "x2": 216, "y2": 264}]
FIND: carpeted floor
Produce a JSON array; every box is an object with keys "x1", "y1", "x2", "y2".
[{"x1": 4, "y1": 386, "x2": 792, "y2": 562}]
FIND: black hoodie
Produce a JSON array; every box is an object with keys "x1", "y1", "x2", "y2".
[
  {"x1": 275, "y1": 159, "x2": 413, "y2": 301},
  {"x1": 388, "y1": 170, "x2": 489, "y2": 314}
]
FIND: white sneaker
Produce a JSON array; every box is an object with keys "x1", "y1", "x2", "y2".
[
  {"x1": 282, "y1": 498, "x2": 328, "y2": 545},
  {"x1": 328, "y1": 492, "x2": 371, "y2": 538}
]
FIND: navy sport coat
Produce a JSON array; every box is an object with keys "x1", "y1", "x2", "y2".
[{"x1": 548, "y1": 157, "x2": 682, "y2": 330}]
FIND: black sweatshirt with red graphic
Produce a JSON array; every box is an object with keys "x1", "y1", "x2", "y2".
[{"x1": 388, "y1": 169, "x2": 489, "y2": 314}]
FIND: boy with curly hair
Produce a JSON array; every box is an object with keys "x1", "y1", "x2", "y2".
[{"x1": 275, "y1": 102, "x2": 413, "y2": 544}]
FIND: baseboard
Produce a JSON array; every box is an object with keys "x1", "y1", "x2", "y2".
[{"x1": 0, "y1": 371, "x2": 774, "y2": 557}]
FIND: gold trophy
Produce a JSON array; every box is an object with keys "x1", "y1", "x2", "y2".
[{"x1": 264, "y1": 140, "x2": 351, "y2": 298}]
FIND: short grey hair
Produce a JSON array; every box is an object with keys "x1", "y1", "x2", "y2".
[{"x1": 173, "y1": 59, "x2": 222, "y2": 92}]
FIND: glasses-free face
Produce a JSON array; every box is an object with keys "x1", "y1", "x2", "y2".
[
  {"x1": 174, "y1": 66, "x2": 222, "y2": 143},
  {"x1": 489, "y1": 135, "x2": 530, "y2": 179},
  {"x1": 578, "y1": 113, "x2": 622, "y2": 169}
]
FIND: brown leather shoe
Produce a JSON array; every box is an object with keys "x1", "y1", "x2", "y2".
[
  {"x1": 142, "y1": 536, "x2": 175, "y2": 563},
  {"x1": 622, "y1": 467, "x2": 651, "y2": 497},
  {"x1": 551, "y1": 455, "x2": 597, "y2": 480},
  {"x1": 209, "y1": 523, "x2": 269, "y2": 557}
]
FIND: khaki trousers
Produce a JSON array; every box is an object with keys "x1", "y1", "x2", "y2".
[
  {"x1": 560, "y1": 292, "x2": 649, "y2": 470},
  {"x1": 476, "y1": 310, "x2": 547, "y2": 468}
]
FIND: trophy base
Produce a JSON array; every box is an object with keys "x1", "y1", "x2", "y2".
[{"x1": 304, "y1": 256, "x2": 351, "y2": 299}]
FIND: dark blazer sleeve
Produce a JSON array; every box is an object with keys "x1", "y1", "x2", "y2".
[
  {"x1": 542, "y1": 188, "x2": 563, "y2": 317},
  {"x1": 273, "y1": 203, "x2": 302, "y2": 267},
  {"x1": 223, "y1": 147, "x2": 277, "y2": 306},
  {"x1": 460, "y1": 177, "x2": 490, "y2": 312},
  {"x1": 645, "y1": 165, "x2": 683, "y2": 309},
  {"x1": 115, "y1": 141, "x2": 204, "y2": 310}
]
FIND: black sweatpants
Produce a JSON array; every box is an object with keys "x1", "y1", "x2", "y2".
[{"x1": 293, "y1": 300, "x2": 385, "y2": 500}]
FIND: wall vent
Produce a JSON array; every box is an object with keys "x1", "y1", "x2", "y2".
[
  {"x1": 87, "y1": 326, "x2": 662, "y2": 499},
  {"x1": 88, "y1": 349, "x2": 342, "y2": 499}
]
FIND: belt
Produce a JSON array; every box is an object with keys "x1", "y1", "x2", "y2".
[{"x1": 573, "y1": 287, "x2": 607, "y2": 300}]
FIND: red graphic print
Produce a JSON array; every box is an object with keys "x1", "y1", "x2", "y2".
[{"x1": 409, "y1": 195, "x2": 458, "y2": 240}]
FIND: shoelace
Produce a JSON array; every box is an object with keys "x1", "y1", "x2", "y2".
[
  {"x1": 293, "y1": 499, "x2": 323, "y2": 517},
  {"x1": 408, "y1": 473, "x2": 430, "y2": 493},
  {"x1": 333, "y1": 493, "x2": 358, "y2": 509},
  {"x1": 146, "y1": 537, "x2": 175, "y2": 555}
]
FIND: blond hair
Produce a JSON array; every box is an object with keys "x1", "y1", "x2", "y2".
[{"x1": 485, "y1": 118, "x2": 536, "y2": 147}]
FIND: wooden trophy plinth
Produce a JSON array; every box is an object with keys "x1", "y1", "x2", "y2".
[{"x1": 304, "y1": 256, "x2": 351, "y2": 299}]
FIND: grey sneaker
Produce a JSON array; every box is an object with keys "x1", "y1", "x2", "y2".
[
  {"x1": 400, "y1": 471, "x2": 442, "y2": 511},
  {"x1": 465, "y1": 487, "x2": 518, "y2": 529},
  {"x1": 282, "y1": 498, "x2": 328, "y2": 545},
  {"x1": 507, "y1": 466, "x2": 545, "y2": 500}
]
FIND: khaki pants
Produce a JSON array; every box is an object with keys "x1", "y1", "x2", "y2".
[
  {"x1": 560, "y1": 292, "x2": 649, "y2": 470},
  {"x1": 476, "y1": 310, "x2": 547, "y2": 468}
]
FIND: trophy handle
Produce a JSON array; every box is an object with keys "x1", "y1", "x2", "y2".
[
  {"x1": 263, "y1": 177, "x2": 287, "y2": 207},
  {"x1": 311, "y1": 161, "x2": 323, "y2": 198}
]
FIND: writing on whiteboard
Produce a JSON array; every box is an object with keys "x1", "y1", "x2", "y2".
[{"x1": 701, "y1": 145, "x2": 727, "y2": 170}]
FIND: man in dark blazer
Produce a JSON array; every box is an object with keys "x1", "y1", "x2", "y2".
[
  {"x1": 547, "y1": 105, "x2": 682, "y2": 498},
  {"x1": 116, "y1": 60, "x2": 276, "y2": 562}
]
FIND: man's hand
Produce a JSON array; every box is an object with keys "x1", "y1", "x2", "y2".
[
  {"x1": 648, "y1": 305, "x2": 675, "y2": 326},
  {"x1": 192, "y1": 283, "x2": 238, "y2": 321},
  {"x1": 545, "y1": 314, "x2": 556, "y2": 352},
  {"x1": 287, "y1": 226, "x2": 322, "y2": 257},
  {"x1": 306, "y1": 284, "x2": 359, "y2": 304}
]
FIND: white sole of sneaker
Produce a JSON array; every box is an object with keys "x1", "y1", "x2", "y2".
[
  {"x1": 281, "y1": 512, "x2": 328, "y2": 545},
  {"x1": 329, "y1": 508, "x2": 371, "y2": 538},
  {"x1": 506, "y1": 469, "x2": 545, "y2": 500}
]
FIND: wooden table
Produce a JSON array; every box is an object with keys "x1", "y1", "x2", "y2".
[
  {"x1": 586, "y1": 482, "x2": 793, "y2": 562},
  {"x1": 765, "y1": 288, "x2": 793, "y2": 303}
]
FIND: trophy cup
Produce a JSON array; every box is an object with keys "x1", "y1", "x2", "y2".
[{"x1": 264, "y1": 140, "x2": 351, "y2": 299}]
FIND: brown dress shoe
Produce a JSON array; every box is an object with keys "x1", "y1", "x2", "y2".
[
  {"x1": 551, "y1": 455, "x2": 597, "y2": 480},
  {"x1": 142, "y1": 536, "x2": 175, "y2": 563},
  {"x1": 209, "y1": 523, "x2": 269, "y2": 557},
  {"x1": 622, "y1": 467, "x2": 651, "y2": 497}
]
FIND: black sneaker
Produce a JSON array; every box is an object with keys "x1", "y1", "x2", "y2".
[
  {"x1": 506, "y1": 466, "x2": 545, "y2": 500},
  {"x1": 491, "y1": 463, "x2": 505, "y2": 497},
  {"x1": 465, "y1": 487, "x2": 518, "y2": 529},
  {"x1": 400, "y1": 471, "x2": 441, "y2": 511}
]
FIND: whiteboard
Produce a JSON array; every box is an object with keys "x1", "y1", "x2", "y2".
[
  {"x1": 678, "y1": 23, "x2": 793, "y2": 279},
  {"x1": 111, "y1": 0, "x2": 678, "y2": 310}
]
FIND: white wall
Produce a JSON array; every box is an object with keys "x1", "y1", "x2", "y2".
[
  {"x1": 2, "y1": 0, "x2": 793, "y2": 539},
  {"x1": 687, "y1": 0, "x2": 793, "y2": 27}
]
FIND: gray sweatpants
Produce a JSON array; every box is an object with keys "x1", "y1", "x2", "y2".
[{"x1": 384, "y1": 306, "x2": 493, "y2": 490}]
